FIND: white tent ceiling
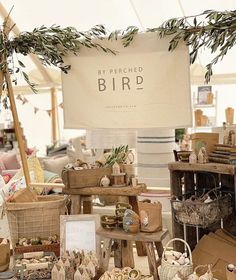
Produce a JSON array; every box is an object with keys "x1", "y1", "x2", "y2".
[{"x1": 1, "y1": 0, "x2": 236, "y2": 89}]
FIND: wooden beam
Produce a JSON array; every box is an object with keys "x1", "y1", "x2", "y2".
[
  {"x1": 4, "y1": 69, "x2": 31, "y2": 187},
  {"x1": 50, "y1": 87, "x2": 58, "y2": 144},
  {"x1": 1, "y1": 11, "x2": 31, "y2": 187}
]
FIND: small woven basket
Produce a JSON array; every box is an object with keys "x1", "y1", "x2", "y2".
[
  {"x1": 5, "y1": 195, "x2": 67, "y2": 247},
  {"x1": 159, "y1": 238, "x2": 193, "y2": 280}
]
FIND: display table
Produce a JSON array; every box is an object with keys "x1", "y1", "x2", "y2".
[
  {"x1": 168, "y1": 162, "x2": 236, "y2": 249},
  {"x1": 63, "y1": 184, "x2": 147, "y2": 256},
  {"x1": 97, "y1": 227, "x2": 168, "y2": 280}
]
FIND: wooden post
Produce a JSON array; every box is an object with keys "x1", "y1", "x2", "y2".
[
  {"x1": 4, "y1": 70, "x2": 31, "y2": 187},
  {"x1": 50, "y1": 87, "x2": 58, "y2": 144}
]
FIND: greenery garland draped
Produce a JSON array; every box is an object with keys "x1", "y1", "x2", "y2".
[{"x1": 1, "y1": 9, "x2": 236, "y2": 104}]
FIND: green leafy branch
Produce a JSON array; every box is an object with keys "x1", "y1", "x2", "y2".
[
  {"x1": 1, "y1": 9, "x2": 236, "y2": 100},
  {"x1": 105, "y1": 145, "x2": 130, "y2": 167},
  {"x1": 0, "y1": 24, "x2": 115, "y2": 95},
  {"x1": 152, "y1": 10, "x2": 236, "y2": 83},
  {"x1": 120, "y1": 10, "x2": 236, "y2": 83}
]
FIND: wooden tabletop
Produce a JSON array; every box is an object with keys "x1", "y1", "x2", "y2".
[
  {"x1": 96, "y1": 227, "x2": 168, "y2": 242},
  {"x1": 168, "y1": 162, "x2": 236, "y2": 175},
  {"x1": 63, "y1": 183, "x2": 147, "y2": 196}
]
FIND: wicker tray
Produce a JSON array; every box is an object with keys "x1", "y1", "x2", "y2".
[{"x1": 171, "y1": 189, "x2": 233, "y2": 228}]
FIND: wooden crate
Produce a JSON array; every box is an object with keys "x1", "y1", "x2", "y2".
[
  {"x1": 14, "y1": 243, "x2": 60, "y2": 257},
  {"x1": 168, "y1": 162, "x2": 236, "y2": 251},
  {"x1": 62, "y1": 168, "x2": 112, "y2": 189}
]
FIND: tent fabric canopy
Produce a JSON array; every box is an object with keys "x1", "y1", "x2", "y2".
[{"x1": 1, "y1": 0, "x2": 236, "y2": 89}]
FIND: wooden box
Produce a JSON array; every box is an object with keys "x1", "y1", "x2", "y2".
[
  {"x1": 14, "y1": 243, "x2": 60, "y2": 257},
  {"x1": 62, "y1": 168, "x2": 112, "y2": 189},
  {"x1": 191, "y1": 132, "x2": 219, "y2": 154}
]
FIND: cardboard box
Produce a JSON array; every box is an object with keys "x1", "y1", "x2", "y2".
[
  {"x1": 191, "y1": 132, "x2": 219, "y2": 154},
  {"x1": 192, "y1": 231, "x2": 236, "y2": 280}
]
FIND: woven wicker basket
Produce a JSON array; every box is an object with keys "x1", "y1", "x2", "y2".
[
  {"x1": 171, "y1": 188, "x2": 232, "y2": 228},
  {"x1": 5, "y1": 195, "x2": 67, "y2": 247},
  {"x1": 159, "y1": 238, "x2": 193, "y2": 280}
]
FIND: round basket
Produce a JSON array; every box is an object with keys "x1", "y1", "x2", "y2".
[
  {"x1": 159, "y1": 238, "x2": 193, "y2": 280},
  {"x1": 5, "y1": 195, "x2": 68, "y2": 247}
]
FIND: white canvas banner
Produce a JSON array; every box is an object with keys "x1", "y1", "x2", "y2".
[{"x1": 62, "y1": 32, "x2": 192, "y2": 128}]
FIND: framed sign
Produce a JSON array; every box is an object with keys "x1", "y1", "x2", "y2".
[
  {"x1": 60, "y1": 214, "x2": 100, "y2": 256},
  {"x1": 197, "y1": 86, "x2": 212, "y2": 105}
]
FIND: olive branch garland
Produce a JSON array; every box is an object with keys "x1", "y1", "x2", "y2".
[
  {"x1": 1, "y1": 9, "x2": 236, "y2": 107},
  {"x1": 0, "y1": 24, "x2": 115, "y2": 100},
  {"x1": 101, "y1": 10, "x2": 236, "y2": 84}
]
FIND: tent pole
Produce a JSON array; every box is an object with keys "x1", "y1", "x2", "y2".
[
  {"x1": 4, "y1": 69, "x2": 31, "y2": 187},
  {"x1": 50, "y1": 87, "x2": 58, "y2": 144}
]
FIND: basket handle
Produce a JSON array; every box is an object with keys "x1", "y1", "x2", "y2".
[{"x1": 162, "y1": 238, "x2": 192, "y2": 263}]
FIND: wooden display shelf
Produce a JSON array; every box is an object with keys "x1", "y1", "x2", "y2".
[
  {"x1": 63, "y1": 183, "x2": 147, "y2": 257},
  {"x1": 169, "y1": 162, "x2": 236, "y2": 175},
  {"x1": 168, "y1": 161, "x2": 236, "y2": 250},
  {"x1": 97, "y1": 227, "x2": 168, "y2": 280},
  {"x1": 97, "y1": 227, "x2": 168, "y2": 242},
  {"x1": 63, "y1": 184, "x2": 146, "y2": 196}
]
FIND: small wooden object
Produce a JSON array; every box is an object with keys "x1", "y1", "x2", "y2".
[
  {"x1": 112, "y1": 173, "x2": 126, "y2": 187},
  {"x1": 194, "y1": 109, "x2": 203, "y2": 126},
  {"x1": 207, "y1": 92, "x2": 214, "y2": 104},
  {"x1": 226, "y1": 107, "x2": 234, "y2": 125}
]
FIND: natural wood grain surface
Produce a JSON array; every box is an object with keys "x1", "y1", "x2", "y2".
[
  {"x1": 63, "y1": 184, "x2": 147, "y2": 196},
  {"x1": 69, "y1": 195, "x2": 81, "y2": 214},
  {"x1": 121, "y1": 240, "x2": 134, "y2": 268},
  {"x1": 168, "y1": 162, "x2": 236, "y2": 175},
  {"x1": 96, "y1": 228, "x2": 168, "y2": 242},
  {"x1": 129, "y1": 195, "x2": 147, "y2": 257},
  {"x1": 145, "y1": 242, "x2": 159, "y2": 280},
  {"x1": 100, "y1": 238, "x2": 112, "y2": 272}
]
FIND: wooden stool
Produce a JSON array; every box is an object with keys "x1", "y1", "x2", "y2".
[
  {"x1": 97, "y1": 227, "x2": 169, "y2": 280},
  {"x1": 63, "y1": 184, "x2": 147, "y2": 256}
]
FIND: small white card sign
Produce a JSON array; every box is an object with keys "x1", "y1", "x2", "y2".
[
  {"x1": 62, "y1": 32, "x2": 192, "y2": 129},
  {"x1": 60, "y1": 214, "x2": 100, "y2": 255}
]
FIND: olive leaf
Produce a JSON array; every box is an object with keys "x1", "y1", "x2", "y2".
[{"x1": 105, "y1": 145, "x2": 130, "y2": 167}]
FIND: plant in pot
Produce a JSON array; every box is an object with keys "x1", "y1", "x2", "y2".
[{"x1": 105, "y1": 145, "x2": 135, "y2": 177}]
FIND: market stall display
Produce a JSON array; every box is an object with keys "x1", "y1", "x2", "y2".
[{"x1": 0, "y1": 3, "x2": 236, "y2": 280}]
